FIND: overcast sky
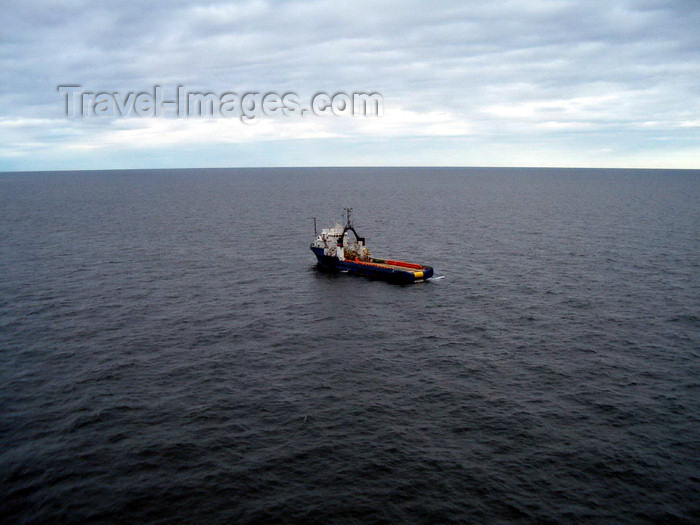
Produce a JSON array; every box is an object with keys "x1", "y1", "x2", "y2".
[{"x1": 1, "y1": 0, "x2": 698, "y2": 171}]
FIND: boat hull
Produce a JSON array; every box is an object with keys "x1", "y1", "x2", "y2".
[{"x1": 311, "y1": 246, "x2": 433, "y2": 283}]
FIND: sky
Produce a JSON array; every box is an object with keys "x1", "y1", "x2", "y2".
[{"x1": 0, "y1": 0, "x2": 698, "y2": 171}]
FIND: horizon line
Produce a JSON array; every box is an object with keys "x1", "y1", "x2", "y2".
[{"x1": 2, "y1": 165, "x2": 699, "y2": 175}]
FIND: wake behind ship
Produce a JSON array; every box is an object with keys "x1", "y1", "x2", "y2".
[{"x1": 310, "y1": 209, "x2": 433, "y2": 284}]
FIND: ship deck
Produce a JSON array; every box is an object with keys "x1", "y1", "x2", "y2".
[
  {"x1": 366, "y1": 261, "x2": 416, "y2": 271},
  {"x1": 349, "y1": 257, "x2": 430, "y2": 273}
]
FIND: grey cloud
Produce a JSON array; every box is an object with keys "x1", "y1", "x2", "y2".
[
  {"x1": 4, "y1": 1, "x2": 698, "y2": 92},
  {"x1": 0, "y1": 0, "x2": 698, "y2": 168}
]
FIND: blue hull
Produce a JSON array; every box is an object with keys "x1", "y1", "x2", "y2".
[{"x1": 311, "y1": 246, "x2": 433, "y2": 283}]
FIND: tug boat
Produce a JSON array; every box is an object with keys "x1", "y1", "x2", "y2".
[{"x1": 310, "y1": 208, "x2": 433, "y2": 283}]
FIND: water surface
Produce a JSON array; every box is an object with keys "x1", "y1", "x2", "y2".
[{"x1": 1, "y1": 167, "x2": 698, "y2": 523}]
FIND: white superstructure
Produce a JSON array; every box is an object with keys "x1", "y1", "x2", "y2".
[{"x1": 311, "y1": 224, "x2": 370, "y2": 261}]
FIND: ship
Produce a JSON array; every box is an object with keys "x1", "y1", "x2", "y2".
[{"x1": 310, "y1": 208, "x2": 434, "y2": 283}]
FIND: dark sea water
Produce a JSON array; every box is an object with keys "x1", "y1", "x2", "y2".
[{"x1": 1, "y1": 167, "x2": 698, "y2": 524}]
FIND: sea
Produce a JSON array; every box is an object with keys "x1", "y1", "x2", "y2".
[{"x1": 1, "y1": 167, "x2": 698, "y2": 524}]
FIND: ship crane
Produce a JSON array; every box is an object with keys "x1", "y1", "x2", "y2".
[{"x1": 340, "y1": 207, "x2": 365, "y2": 246}]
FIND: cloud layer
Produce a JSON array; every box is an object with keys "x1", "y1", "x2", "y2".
[{"x1": 1, "y1": 0, "x2": 698, "y2": 169}]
